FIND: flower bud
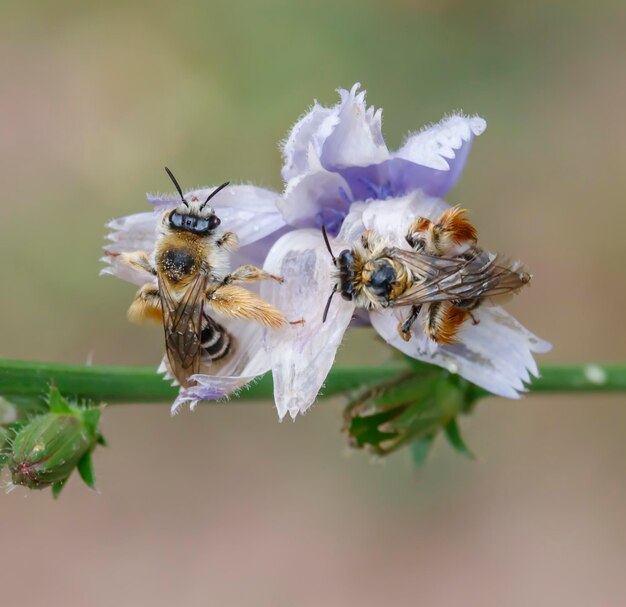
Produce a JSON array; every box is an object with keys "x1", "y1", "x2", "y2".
[
  {"x1": 8, "y1": 413, "x2": 94, "y2": 489},
  {"x1": 6, "y1": 388, "x2": 103, "y2": 493}
]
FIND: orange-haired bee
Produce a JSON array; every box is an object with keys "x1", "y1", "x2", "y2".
[
  {"x1": 323, "y1": 207, "x2": 530, "y2": 345},
  {"x1": 112, "y1": 167, "x2": 287, "y2": 387}
]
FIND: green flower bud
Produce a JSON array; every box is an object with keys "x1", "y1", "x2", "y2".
[
  {"x1": 9, "y1": 413, "x2": 92, "y2": 489},
  {"x1": 7, "y1": 387, "x2": 103, "y2": 493}
]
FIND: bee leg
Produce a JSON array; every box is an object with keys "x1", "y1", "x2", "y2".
[
  {"x1": 127, "y1": 284, "x2": 162, "y2": 324},
  {"x1": 107, "y1": 250, "x2": 156, "y2": 275},
  {"x1": 215, "y1": 231, "x2": 239, "y2": 251},
  {"x1": 424, "y1": 301, "x2": 468, "y2": 345},
  {"x1": 206, "y1": 284, "x2": 287, "y2": 328},
  {"x1": 454, "y1": 298, "x2": 481, "y2": 325},
  {"x1": 220, "y1": 265, "x2": 284, "y2": 285},
  {"x1": 406, "y1": 217, "x2": 431, "y2": 250},
  {"x1": 397, "y1": 304, "x2": 422, "y2": 342},
  {"x1": 468, "y1": 311, "x2": 480, "y2": 326}
]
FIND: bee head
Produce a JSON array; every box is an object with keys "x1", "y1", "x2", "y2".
[
  {"x1": 164, "y1": 167, "x2": 228, "y2": 235},
  {"x1": 336, "y1": 249, "x2": 356, "y2": 301},
  {"x1": 321, "y1": 226, "x2": 359, "y2": 322}
]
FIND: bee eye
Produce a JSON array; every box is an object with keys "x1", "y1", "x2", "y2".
[
  {"x1": 208, "y1": 215, "x2": 221, "y2": 230},
  {"x1": 195, "y1": 218, "x2": 209, "y2": 232},
  {"x1": 338, "y1": 250, "x2": 353, "y2": 266},
  {"x1": 170, "y1": 212, "x2": 183, "y2": 228}
]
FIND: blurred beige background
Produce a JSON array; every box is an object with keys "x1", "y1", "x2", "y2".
[{"x1": 1, "y1": 1, "x2": 626, "y2": 605}]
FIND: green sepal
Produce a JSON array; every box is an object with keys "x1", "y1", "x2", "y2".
[
  {"x1": 96, "y1": 434, "x2": 107, "y2": 447},
  {"x1": 347, "y1": 405, "x2": 406, "y2": 450},
  {"x1": 411, "y1": 434, "x2": 436, "y2": 470},
  {"x1": 81, "y1": 408, "x2": 101, "y2": 436},
  {"x1": 344, "y1": 369, "x2": 475, "y2": 462},
  {"x1": 51, "y1": 479, "x2": 67, "y2": 499},
  {"x1": 0, "y1": 422, "x2": 26, "y2": 469},
  {"x1": 47, "y1": 385, "x2": 72, "y2": 414},
  {"x1": 444, "y1": 417, "x2": 475, "y2": 459},
  {"x1": 77, "y1": 451, "x2": 96, "y2": 489}
]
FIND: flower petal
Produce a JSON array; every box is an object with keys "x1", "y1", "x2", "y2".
[
  {"x1": 393, "y1": 113, "x2": 486, "y2": 196},
  {"x1": 101, "y1": 211, "x2": 160, "y2": 286},
  {"x1": 277, "y1": 169, "x2": 353, "y2": 235},
  {"x1": 359, "y1": 192, "x2": 451, "y2": 246},
  {"x1": 169, "y1": 320, "x2": 272, "y2": 414},
  {"x1": 370, "y1": 305, "x2": 551, "y2": 398},
  {"x1": 149, "y1": 185, "x2": 286, "y2": 248},
  {"x1": 281, "y1": 101, "x2": 338, "y2": 182},
  {"x1": 104, "y1": 186, "x2": 286, "y2": 285},
  {"x1": 261, "y1": 230, "x2": 355, "y2": 420},
  {"x1": 104, "y1": 210, "x2": 160, "y2": 251},
  {"x1": 319, "y1": 84, "x2": 389, "y2": 171}
]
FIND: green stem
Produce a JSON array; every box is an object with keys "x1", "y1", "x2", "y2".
[{"x1": 0, "y1": 359, "x2": 624, "y2": 406}]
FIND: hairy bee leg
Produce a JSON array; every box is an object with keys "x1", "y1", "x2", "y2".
[
  {"x1": 206, "y1": 284, "x2": 287, "y2": 328},
  {"x1": 454, "y1": 298, "x2": 481, "y2": 325},
  {"x1": 360, "y1": 230, "x2": 376, "y2": 251},
  {"x1": 468, "y1": 312, "x2": 479, "y2": 325},
  {"x1": 108, "y1": 250, "x2": 156, "y2": 275},
  {"x1": 407, "y1": 208, "x2": 477, "y2": 256},
  {"x1": 127, "y1": 284, "x2": 162, "y2": 324},
  {"x1": 406, "y1": 217, "x2": 431, "y2": 250},
  {"x1": 433, "y1": 207, "x2": 477, "y2": 248},
  {"x1": 221, "y1": 265, "x2": 284, "y2": 285},
  {"x1": 397, "y1": 304, "x2": 422, "y2": 342},
  {"x1": 424, "y1": 301, "x2": 468, "y2": 345},
  {"x1": 216, "y1": 231, "x2": 239, "y2": 250}
]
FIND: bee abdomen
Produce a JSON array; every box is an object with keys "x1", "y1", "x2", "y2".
[{"x1": 201, "y1": 323, "x2": 232, "y2": 361}]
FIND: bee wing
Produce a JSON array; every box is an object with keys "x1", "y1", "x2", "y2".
[
  {"x1": 390, "y1": 248, "x2": 465, "y2": 278},
  {"x1": 158, "y1": 267, "x2": 210, "y2": 387},
  {"x1": 391, "y1": 248, "x2": 529, "y2": 306}
]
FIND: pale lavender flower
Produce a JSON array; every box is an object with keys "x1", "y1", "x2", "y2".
[
  {"x1": 261, "y1": 84, "x2": 551, "y2": 420},
  {"x1": 278, "y1": 83, "x2": 485, "y2": 236},
  {"x1": 102, "y1": 184, "x2": 287, "y2": 412}
]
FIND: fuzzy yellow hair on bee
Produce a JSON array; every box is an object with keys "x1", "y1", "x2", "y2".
[{"x1": 112, "y1": 167, "x2": 288, "y2": 388}]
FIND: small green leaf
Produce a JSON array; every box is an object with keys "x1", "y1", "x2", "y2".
[
  {"x1": 411, "y1": 434, "x2": 436, "y2": 470},
  {"x1": 444, "y1": 417, "x2": 475, "y2": 459},
  {"x1": 51, "y1": 479, "x2": 67, "y2": 499},
  {"x1": 77, "y1": 451, "x2": 96, "y2": 489}
]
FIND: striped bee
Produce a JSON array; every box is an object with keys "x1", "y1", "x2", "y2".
[
  {"x1": 323, "y1": 207, "x2": 531, "y2": 344},
  {"x1": 113, "y1": 168, "x2": 287, "y2": 387}
]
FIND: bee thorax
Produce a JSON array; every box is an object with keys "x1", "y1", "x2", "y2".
[{"x1": 158, "y1": 248, "x2": 197, "y2": 282}]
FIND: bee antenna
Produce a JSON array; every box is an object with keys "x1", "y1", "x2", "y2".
[
  {"x1": 164, "y1": 166, "x2": 189, "y2": 208},
  {"x1": 321, "y1": 225, "x2": 337, "y2": 265},
  {"x1": 322, "y1": 284, "x2": 338, "y2": 323},
  {"x1": 200, "y1": 181, "x2": 230, "y2": 211}
]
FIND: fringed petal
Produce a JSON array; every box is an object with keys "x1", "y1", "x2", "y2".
[
  {"x1": 370, "y1": 306, "x2": 551, "y2": 398},
  {"x1": 261, "y1": 230, "x2": 355, "y2": 420}
]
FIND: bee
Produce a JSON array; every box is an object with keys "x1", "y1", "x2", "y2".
[
  {"x1": 322, "y1": 206, "x2": 531, "y2": 345},
  {"x1": 111, "y1": 167, "x2": 288, "y2": 387}
]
